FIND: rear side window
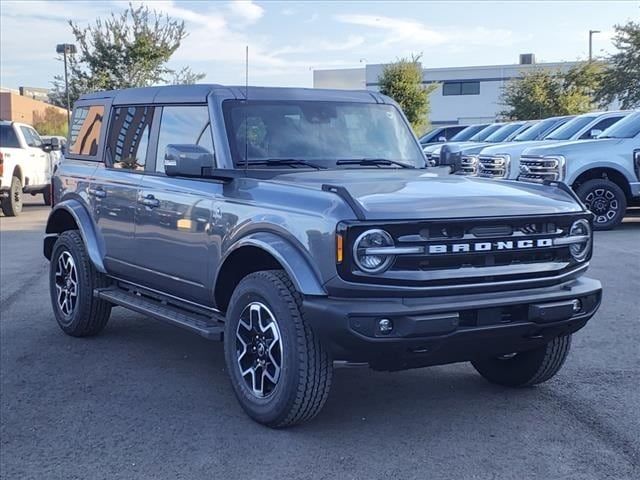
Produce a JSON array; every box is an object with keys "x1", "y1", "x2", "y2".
[
  {"x1": 69, "y1": 105, "x2": 105, "y2": 156},
  {"x1": 0, "y1": 125, "x2": 20, "y2": 148},
  {"x1": 154, "y1": 106, "x2": 213, "y2": 173},
  {"x1": 578, "y1": 116, "x2": 623, "y2": 139},
  {"x1": 106, "y1": 106, "x2": 154, "y2": 171}
]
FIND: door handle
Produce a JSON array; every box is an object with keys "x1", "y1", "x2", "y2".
[
  {"x1": 87, "y1": 187, "x2": 106, "y2": 199},
  {"x1": 139, "y1": 194, "x2": 160, "y2": 208}
]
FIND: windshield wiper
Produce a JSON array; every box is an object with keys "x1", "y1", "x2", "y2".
[
  {"x1": 246, "y1": 159, "x2": 326, "y2": 170},
  {"x1": 336, "y1": 158, "x2": 415, "y2": 169}
]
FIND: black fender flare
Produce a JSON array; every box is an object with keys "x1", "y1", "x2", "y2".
[
  {"x1": 44, "y1": 199, "x2": 106, "y2": 273},
  {"x1": 217, "y1": 231, "x2": 326, "y2": 296}
]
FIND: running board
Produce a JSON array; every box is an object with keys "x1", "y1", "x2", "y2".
[{"x1": 95, "y1": 287, "x2": 225, "y2": 341}]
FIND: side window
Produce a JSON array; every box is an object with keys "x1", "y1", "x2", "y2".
[
  {"x1": 580, "y1": 116, "x2": 622, "y2": 139},
  {"x1": 155, "y1": 105, "x2": 213, "y2": 173},
  {"x1": 69, "y1": 105, "x2": 105, "y2": 156},
  {"x1": 0, "y1": 125, "x2": 20, "y2": 148},
  {"x1": 106, "y1": 106, "x2": 154, "y2": 171},
  {"x1": 20, "y1": 126, "x2": 42, "y2": 147}
]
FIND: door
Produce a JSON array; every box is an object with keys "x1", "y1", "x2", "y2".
[
  {"x1": 134, "y1": 105, "x2": 220, "y2": 304},
  {"x1": 579, "y1": 115, "x2": 626, "y2": 139},
  {"x1": 86, "y1": 104, "x2": 153, "y2": 278},
  {"x1": 18, "y1": 126, "x2": 48, "y2": 186}
]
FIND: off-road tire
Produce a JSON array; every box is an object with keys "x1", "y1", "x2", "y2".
[
  {"x1": 472, "y1": 335, "x2": 572, "y2": 387},
  {"x1": 49, "y1": 230, "x2": 112, "y2": 336},
  {"x1": 1, "y1": 176, "x2": 23, "y2": 216},
  {"x1": 224, "y1": 270, "x2": 333, "y2": 428},
  {"x1": 576, "y1": 178, "x2": 627, "y2": 230},
  {"x1": 43, "y1": 187, "x2": 52, "y2": 206}
]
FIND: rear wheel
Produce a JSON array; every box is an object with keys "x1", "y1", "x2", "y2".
[
  {"x1": 472, "y1": 335, "x2": 572, "y2": 387},
  {"x1": 1, "y1": 176, "x2": 23, "y2": 216},
  {"x1": 576, "y1": 179, "x2": 627, "y2": 230},
  {"x1": 224, "y1": 270, "x2": 332, "y2": 428},
  {"x1": 49, "y1": 230, "x2": 112, "y2": 336}
]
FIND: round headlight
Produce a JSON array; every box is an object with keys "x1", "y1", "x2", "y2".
[
  {"x1": 353, "y1": 229, "x2": 394, "y2": 273},
  {"x1": 569, "y1": 219, "x2": 591, "y2": 261}
]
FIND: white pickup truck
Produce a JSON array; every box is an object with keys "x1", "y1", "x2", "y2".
[{"x1": 0, "y1": 121, "x2": 61, "y2": 216}]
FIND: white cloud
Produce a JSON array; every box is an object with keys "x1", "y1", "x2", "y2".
[
  {"x1": 336, "y1": 14, "x2": 446, "y2": 46},
  {"x1": 228, "y1": 0, "x2": 264, "y2": 24}
]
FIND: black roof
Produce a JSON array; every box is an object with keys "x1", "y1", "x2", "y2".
[{"x1": 79, "y1": 85, "x2": 388, "y2": 105}]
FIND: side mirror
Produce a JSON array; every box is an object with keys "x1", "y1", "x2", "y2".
[
  {"x1": 438, "y1": 136, "x2": 447, "y2": 142},
  {"x1": 164, "y1": 144, "x2": 214, "y2": 177},
  {"x1": 439, "y1": 144, "x2": 463, "y2": 172},
  {"x1": 590, "y1": 129, "x2": 603, "y2": 139},
  {"x1": 50, "y1": 137, "x2": 61, "y2": 151}
]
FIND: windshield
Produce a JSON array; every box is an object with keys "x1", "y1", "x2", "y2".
[
  {"x1": 419, "y1": 127, "x2": 442, "y2": 144},
  {"x1": 545, "y1": 115, "x2": 597, "y2": 140},
  {"x1": 515, "y1": 118, "x2": 564, "y2": 141},
  {"x1": 469, "y1": 124, "x2": 503, "y2": 141},
  {"x1": 484, "y1": 123, "x2": 525, "y2": 143},
  {"x1": 449, "y1": 124, "x2": 488, "y2": 141},
  {"x1": 223, "y1": 100, "x2": 424, "y2": 168},
  {"x1": 599, "y1": 112, "x2": 640, "y2": 139}
]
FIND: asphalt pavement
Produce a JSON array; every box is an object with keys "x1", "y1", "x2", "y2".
[{"x1": 1, "y1": 196, "x2": 639, "y2": 480}]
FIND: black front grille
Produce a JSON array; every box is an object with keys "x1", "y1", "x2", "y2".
[{"x1": 338, "y1": 214, "x2": 589, "y2": 291}]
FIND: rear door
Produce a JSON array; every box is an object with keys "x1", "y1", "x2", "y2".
[
  {"x1": 134, "y1": 104, "x2": 220, "y2": 304},
  {"x1": 18, "y1": 125, "x2": 48, "y2": 186}
]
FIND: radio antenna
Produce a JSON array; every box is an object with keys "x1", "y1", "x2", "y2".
[{"x1": 244, "y1": 45, "x2": 249, "y2": 173}]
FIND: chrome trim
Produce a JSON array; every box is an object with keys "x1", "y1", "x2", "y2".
[
  {"x1": 552, "y1": 235, "x2": 589, "y2": 246},
  {"x1": 364, "y1": 246, "x2": 424, "y2": 255}
]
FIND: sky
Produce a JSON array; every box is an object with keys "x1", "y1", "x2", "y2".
[{"x1": 0, "y1": 0, "x2": 638, "y2": 90}]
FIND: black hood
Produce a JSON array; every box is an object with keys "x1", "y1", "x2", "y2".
[{"x1": 271, "y1": 170, "x2": 582, "y2": 220}]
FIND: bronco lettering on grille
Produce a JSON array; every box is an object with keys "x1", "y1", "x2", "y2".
[{"x1": 428, "y1": 238, "x2": 553, "y2": 254}]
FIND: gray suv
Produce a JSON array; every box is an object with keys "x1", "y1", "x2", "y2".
[{"x1": 44, "y1": 85, "x2": 602, "y2": 427}]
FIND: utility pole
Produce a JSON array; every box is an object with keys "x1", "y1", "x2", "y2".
[
  {"x1": 589, "y1": 30, "x2": 601, "y2": 62},
  {"x1": 56, "y1": 43, "x2": 77, "y2": 131}
]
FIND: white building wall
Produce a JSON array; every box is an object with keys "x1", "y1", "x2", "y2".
[{"x1": 313, "y1": 60, "x2": 585, "y2": 125}]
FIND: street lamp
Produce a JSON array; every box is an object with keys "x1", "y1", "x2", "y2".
[
  {"x1": 56, "y1": 43, "x2": 77, "y2": 129},
  {"x1": 588, "y1": 30, "x2": 600, "y2": 62}
]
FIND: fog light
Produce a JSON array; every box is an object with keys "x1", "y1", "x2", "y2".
[
  {"x1": 571, "y1": 299, "x2": 582, "y2": 313},
  {"x1": 378, "y1": 318, "x2": 393, "y2": 334}
]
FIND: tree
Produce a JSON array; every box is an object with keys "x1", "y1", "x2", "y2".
[
  {"x1": 378, "y1": 55, "x2": 438, "y2": 133},
  {"x1": 597, "y1": 21, "x2": 640, "y2": 108},
  {"x1": 32, "y1": 107, "x2": 68, "y2": 137},
  {"x1": 500, "y1": 62, "x2": 604, "y2": 120},
  {"x1": 49, "y1": 3, "x2": 204, "y2": 109}
]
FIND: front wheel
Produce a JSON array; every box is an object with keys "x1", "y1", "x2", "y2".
[
  {"x1": 576, "y1": 179, "x2": 627, "y2": 230},
  {"x1": 224, "y1": 270, "x2": 332, "y2": 428},
  {"x1": 49, "y1": 230, "x2": 112, "y2": 336},
  {"x1": 472, "y1": 335, "x2": 572, "y2": 387},
  {"x1": 1, "y1": 176, "x2": 23, "y2": 216},
  {"x1": 43, "y1": 186, "x2": 52, "y2": 206}
]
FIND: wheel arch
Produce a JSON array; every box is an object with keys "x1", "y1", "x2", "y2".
[
  {"x1": 571, "y1": 166, "x2": 632, "y2": 199},
  {"x1": 214, "y1": 232, "x2": 326, "y2": 312},
  {"x1": 12, "y1": 165, "x2": 23, "y2": 184},
  {"x1": 44, "y1": 199, "x2": 106, "y2": 272}
]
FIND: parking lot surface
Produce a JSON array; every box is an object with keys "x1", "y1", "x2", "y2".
[{"x1": 1, "y1": 197, "x2": 639, "y2": 480}]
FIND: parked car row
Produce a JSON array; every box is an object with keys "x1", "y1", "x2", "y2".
[
  {"x1": 0, "y1": 121, "x2": 63, "y2": 216},
  {"x1": 436, "y1": 111, "x2": 640, "y2": 230}
]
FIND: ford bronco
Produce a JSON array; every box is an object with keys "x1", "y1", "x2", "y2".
[{"x1": 44, "y1": 85, "x2": 602, "y2": 427}]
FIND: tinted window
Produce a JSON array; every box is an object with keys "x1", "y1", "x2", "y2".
[
  {"x1": 579, "y1": 116, "x2": 624, "y2": 139},
  {"x1": 0, "y1": 125, "x2": 20, "y2": 148},
  {"x1": 69, "y1": 105, "x2": 105, "y2": 156},
  {"x1": 155, "y1": 106, "x2": 213, "y2": 173},
  {"x1": 107, "y1": 106, "x2": 154, "y2": 171},
  {"x1": 223, "y1": 100, "x2": 424, "y2": 168},
  {"x1": 514, "y1": 117, "x2": 565, "y2": 141},
  {"x1": 469, "y1": 124, "x2": 503, "y2": 141},
  {"x1": 443, "y1": 81, "x2": 480, "y2": 96},
  {"x1": 599, "y1": 112, "x2": 640, "y2": 139},
  {"x1": 419, "y1": 127, "x2": 442, "y2": 144},
  {"x1": 545, "y1": 115, "x2": 597, "y2": 140},
  {"x1": 450, "y1": 124, "x2": 489, "y2": 141},
  {"x1": 20, "y1": 126, "x2": 42, "y2": 147}
]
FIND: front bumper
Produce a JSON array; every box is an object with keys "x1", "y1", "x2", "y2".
[{"x1": 303, "y1": 277, "x2": 602, "y2": 371}]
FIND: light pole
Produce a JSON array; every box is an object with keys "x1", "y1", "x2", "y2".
[
  {"x1": 588, "y1": 30, "x2": 600, "y2": 62},
  {"x1": 56, "y1": 43, "x2": 77, "y2": 130}
]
